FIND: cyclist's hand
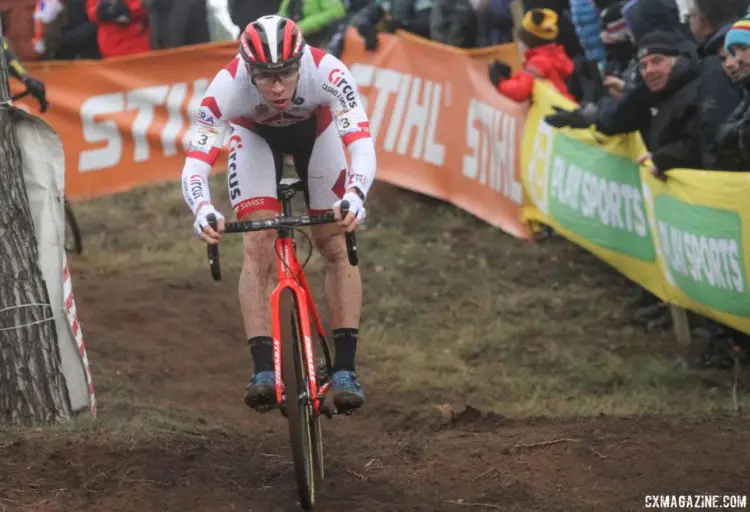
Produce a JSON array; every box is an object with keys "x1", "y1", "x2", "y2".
[
  {"x1": 333, "y1": 191, "x2": 366, "y2": 233},
  {"x1": 22, "y1": 76, "x2": 47, "y2": 112},
  {"x1": 194, "y1": 204, "x2": 225, "y2": 244}
]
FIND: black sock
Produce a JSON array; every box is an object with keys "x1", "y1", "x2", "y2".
[
  {"x1": 249, "y1": 336, "x2": 274, "y2": 373},
  {"x1": 332, "y1": 328, "x2": 358, "y2": 373}
]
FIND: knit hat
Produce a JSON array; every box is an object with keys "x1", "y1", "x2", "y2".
[
  {"x1": 518, "y1": 9, "x2": 559, "y2": 48},
  {"x1": 725, "y1": 17, "x2": 750, "y2": 54},
  {"x1": 600, "y1": 2, "x2": 629, "y2": 44},
  {"x1": 637, "y1": 30, "x2": 681, "y2": 59}
]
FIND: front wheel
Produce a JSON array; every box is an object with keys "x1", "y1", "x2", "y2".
[{"x1": 281, "y1": 289, "x2": 318, "y2": 510}]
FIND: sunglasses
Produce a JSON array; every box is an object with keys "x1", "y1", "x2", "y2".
[{"x1": 251, "y1": 67, "x2": 299, "y2": 86}]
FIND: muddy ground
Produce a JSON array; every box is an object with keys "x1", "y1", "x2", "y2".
[{"x1": 1, "y1": 183, "x2": 749, "y2": 511}]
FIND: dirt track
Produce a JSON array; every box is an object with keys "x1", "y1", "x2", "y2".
[{"x1": 2, "y1": 268, "x2": 749, "y2": 511}]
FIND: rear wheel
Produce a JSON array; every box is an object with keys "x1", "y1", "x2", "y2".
[{"x1": 281, "y1": 289, "x2": 317, "y2": 510}]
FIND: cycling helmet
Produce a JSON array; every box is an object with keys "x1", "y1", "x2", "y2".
[{"x1": 240, "y1": 15, "x2": 306, "y2": 72}]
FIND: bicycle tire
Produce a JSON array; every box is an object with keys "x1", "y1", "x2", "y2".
[
  {"x1": 281, "y1": 289, "x2": 317, "y2": 510},
  {"x1": 311, "y1": 389, "x2": 324, "y2": 481},
  {"x1": 64, "y1": 198, "x2": 83, "y2": 255}
]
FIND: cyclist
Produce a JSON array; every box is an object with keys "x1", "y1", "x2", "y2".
[
  {"x1": 2, "y1": 37, "x2": 47, "y2": 109},
  {"x1": 181, "y1": 15, "x2": 376, "y2": 413}
]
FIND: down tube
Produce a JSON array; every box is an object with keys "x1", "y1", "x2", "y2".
[
  {"x1": 297, "y1": 269, "x2": 327, "y2": 342},
  {"x1": 292, "y1": 282, "x2": 320, "y2": 415}
]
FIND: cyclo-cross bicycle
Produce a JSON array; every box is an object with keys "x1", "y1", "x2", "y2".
[
  {"x1": 205, "y1": 177, "x2": 359, "y2": 511},
  {"x1": 12, "y1": 88, "x2": 83, "y2": 256}
]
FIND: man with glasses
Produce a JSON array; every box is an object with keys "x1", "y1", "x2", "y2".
[{"x1": 180, "y1": 15, "x2": 376, "y2": 414}]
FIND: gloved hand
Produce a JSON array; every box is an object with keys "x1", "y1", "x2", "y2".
[
  {"x1": 194, "y1": 204, "x2": 225, "y2": 244},
  {"x1": 97, "y1": 0, "x2": 133, "y2": 25},
  {"x1": 22, "y1": 76, "x2": 47, "y2": 112},
  {"x1": 357, "y1": 24, "x2": 379, "y2": 51},
  {"x1": 333, "y1": 191, "x2": 366, "y2": 232},
  {"x1": 488, "y1": 60, "x2": 512, "y2": 86},
  {"x1": 544, "y1": 103, "x2": 598, "y2": 130}
]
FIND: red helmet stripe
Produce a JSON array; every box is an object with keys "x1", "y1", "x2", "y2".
[
  {"x1": 247, "y1": 26, "x2": 267, "y2": 64},
  {"x1": 282, "y1": 20, "x2": 295, "y2": 60}
]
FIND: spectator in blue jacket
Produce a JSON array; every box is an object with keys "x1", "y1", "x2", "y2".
[{"x1": 570, "y1": 0, "x2": 607, "y2": 68}]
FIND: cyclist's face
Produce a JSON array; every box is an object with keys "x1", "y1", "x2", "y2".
[{"x1": 251, "y1": 67, "x2": 299, "y2": 110}]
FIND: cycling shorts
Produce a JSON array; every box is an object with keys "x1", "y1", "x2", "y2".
[{"x1": 227, "y1": 108, "x2": 348, "y2": 219}]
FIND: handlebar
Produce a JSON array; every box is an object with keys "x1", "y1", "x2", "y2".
[
  {"x1": 205, "y1": 200, "x2": 359, "y2": 282},
  {"x1": 11, "y1": 88, "x2": 48, "y2": 113}
]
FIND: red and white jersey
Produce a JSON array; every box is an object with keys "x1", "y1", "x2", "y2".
[{"x1": 181, "y1": 45, "x2": 376, "y2": 214}]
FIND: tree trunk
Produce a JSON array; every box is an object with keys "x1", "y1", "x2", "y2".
[{"x1": 0, "y1": 18, "x2": 72, "y2": 425}]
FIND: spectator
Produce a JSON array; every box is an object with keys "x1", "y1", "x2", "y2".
[
  {"x1": 720, "y1": 43, "x2": 746, "y2": 82},
  {"x1": 490, "y1": 8, "x2": 574, "y2": 102},
  {"x1": 229, "y1": 0, "x2": 282, "y2": 31},
  {"x1": 570, "y1": 0, "x2": 607, "y2": 68},
  {"x1": 86, "y1": 0, "x2": 150, "y2": 58},
  {"x1": 599, "y1": 0, "x2": 634, "y2": 79},
  {"x1": 352, "y1": 0, "x2": 433, "y2": 51},
  {"x1": 687, "y1": 0, "x2": 750, "y2": 58},
  {"x1": 524, "y1": 0, "x2": 585, "y2": 60},
  {"x1": 32, "y1": 0, "x2": 66, "y2": 58},
  {"x1": 55, "y1": 0, "x2": 101, "y2": 59},
  {"x1": 278, "y1": 0, "x2": 347, "y2": 47},
  {"x1": 545, "y1": 0, "x2": 696, "y2": 139},
  {"x1": 716, "y1": 17, "x2": 750, "y2": 170},
  {"x1": 430, "y1": 0, "x2": 479, "y2": 48},
  {"x1": 634, "y1": 31, "x2": 732, "y2": 178},
  {"x1": 143, "y1": 0, "x2": 210, "y2": 49},
  {"x1": 472, "y1": 0, "x2": 515, "y2": 46}
]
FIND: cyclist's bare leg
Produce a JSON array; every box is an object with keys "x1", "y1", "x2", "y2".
[
  {"x1": 311, "y1": 222, "x2": 365, "y2": 409},
  {"x1": 239, "y1": 208, "x2": 278, "y2": 409},
  {"x1": 311, "y1": 223, "x2": 362, "y2": 329}
]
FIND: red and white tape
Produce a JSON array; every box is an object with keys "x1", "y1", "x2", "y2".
[{"x1": 62, "y1": 257, "x2": 96, "y2": 416}]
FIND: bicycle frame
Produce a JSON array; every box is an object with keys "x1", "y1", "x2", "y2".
[
  {"x1": 205, "y1": 180, "x2": 358, "y2": 418},
  {"x1": 271, "y1": 231, "x2": 332, "y2": 417}
]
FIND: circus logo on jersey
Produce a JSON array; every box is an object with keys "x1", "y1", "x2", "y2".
[
  {"x1": 228, "y1": 134, "x2": 243, "y2": 153},
  {"x1": 326, "y1": 68, "x2": 357, "y2": 109},
  {"x1": 228, "y1": 134, "x2": 243, "y2": 200}
]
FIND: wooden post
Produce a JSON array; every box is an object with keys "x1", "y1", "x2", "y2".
[
  {"x1": 670, "y1": 305, "x2": 692, "y2": 345},
  {"x1": 0, "y1": 19, "x2": 72, "y2": 425}
]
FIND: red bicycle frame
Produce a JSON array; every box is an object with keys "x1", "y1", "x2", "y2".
[{"x1": 271, "y1": 235, "x2": 332, "y2": 416}]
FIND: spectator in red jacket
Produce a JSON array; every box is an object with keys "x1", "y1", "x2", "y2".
[
  {"x1": 491, "y1": 8, "x2": 575, "y2": 102},
  {"x1": 87, "y1": 0, "x2": 150, "y2": 58}
]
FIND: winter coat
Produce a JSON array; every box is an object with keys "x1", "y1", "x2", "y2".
[
  {"x1": 498, "y1": 43, "x2": 574, "y2": 102},
  {"x1": 86, "y1": 0, "x2": 150, "y2": 58},
  {"x1": 570, "y1": 0, "x2": 606, "y2": 65}
]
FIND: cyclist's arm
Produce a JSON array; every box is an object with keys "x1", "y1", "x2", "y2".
[
  {"x1": 2, "y1": 37, "x2": 29, "y2": 81},
  {"x1": 181, "y1": 58, "x2": 240, "y2": 215},
  {"x1": 318, "y1": 53, "x2": 377, "y2": 199}
]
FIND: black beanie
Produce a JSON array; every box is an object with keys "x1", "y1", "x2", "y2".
[{"x1": 637, "y1": 30, "x2": 681, "y2": 59}]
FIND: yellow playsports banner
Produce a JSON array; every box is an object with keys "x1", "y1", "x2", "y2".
[{"x1": 521, "y1": 82, "x2": 750, "y2": 334}]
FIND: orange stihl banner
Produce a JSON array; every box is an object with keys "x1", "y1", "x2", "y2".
[
  {"x1": 16, "y1": 30, "x2": 528, "y2": 238},
  {"x1": 14, "y1": 42, "x2": 239, "y2": 200},
  {"x1": 340, "y1": 30, "x2": 528, "y2": 239}
]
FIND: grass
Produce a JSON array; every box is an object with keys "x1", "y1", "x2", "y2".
[{"x1": 61, "y1": 173, "x2": 750, "y2": 425}]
